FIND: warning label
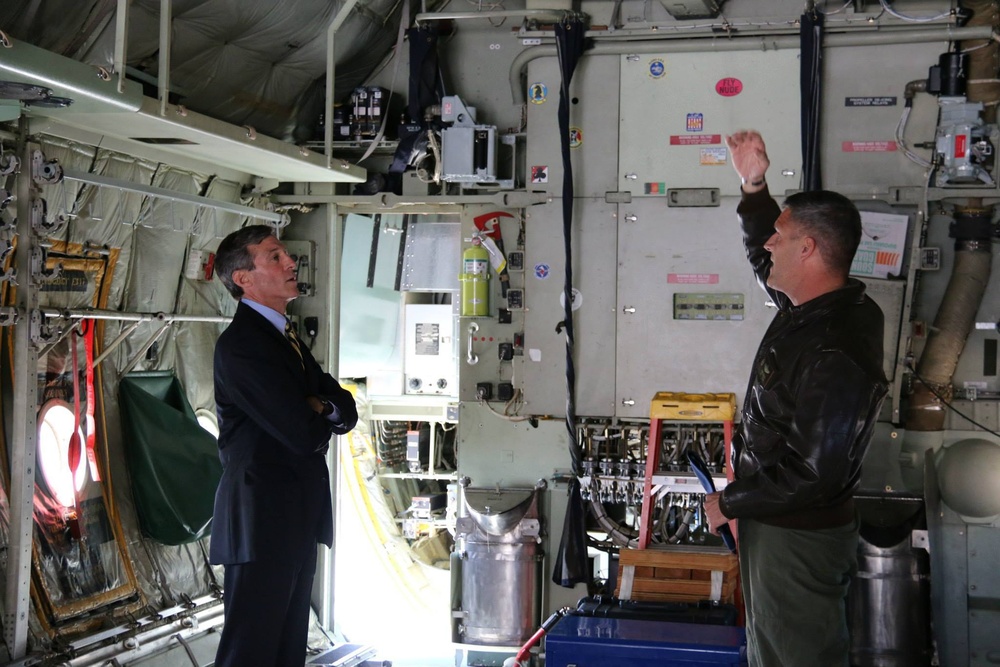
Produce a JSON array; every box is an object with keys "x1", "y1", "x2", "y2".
[
  {"x1": 414, "y1": 323, "x2": 440, "y2": 355},
  {"x1": 670, "y1": 135, "x2": 722, "y2": 146},
  {"x1": 845, "y1": 97, "x2": 898, "y2": 107},
  {"x1": 668, "y1": 273, "x2": 719, "y2": 285},
  {"x1": 842, "y1": 141, "x2": 898, "y2": 153}
]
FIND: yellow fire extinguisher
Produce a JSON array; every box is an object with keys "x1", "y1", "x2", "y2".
[{"x1": 461, "y1": 235, "x2": 490, "y2": 316}]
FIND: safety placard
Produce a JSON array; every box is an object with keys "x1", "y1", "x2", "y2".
[
  {"x1": 842, "y1": 141, "x2": 898, "y2": 152},
  {"x1": 668, "y1": 273, "x2": 719, "y2": 284},
  {"x1": 670, "y1": 135, "x2": 722, "y2": 146},
  {"x1": 845, "y1": 96, "x2": 898, "y2": 107}
]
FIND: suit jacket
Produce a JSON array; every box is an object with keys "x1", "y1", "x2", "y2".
[{"x1": 210, "y1": 301, "x2": 358, "y2": 564}]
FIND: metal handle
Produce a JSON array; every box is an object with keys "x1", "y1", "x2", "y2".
[
  {"x1": 624, "y1": 173, "x2": 638, "y2": 180},
  {"x1": 622, "y1": 398, "x2": 635, "y2": 406},
  {"x1": 622, "y1": 306, "x2": 636, "y2": 314},
  {"x1": 624, "y1": 213, "x2": 637, "y2": 222},
  {"x1": 466, "y1": 322, "x2": 479, "y2": 365}
]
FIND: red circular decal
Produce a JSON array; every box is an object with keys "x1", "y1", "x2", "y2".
[{"x1": 716, "y1": 77, "x2": 743, "y2": 97}]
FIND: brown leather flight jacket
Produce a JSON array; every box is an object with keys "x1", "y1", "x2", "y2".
[{"x1": 719, "y1": 188, "x2": 889, "y2": 529}]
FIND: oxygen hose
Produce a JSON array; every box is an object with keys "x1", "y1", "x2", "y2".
[{"x1": 503, "y1": 606, "x2": 573, "y2": 667}]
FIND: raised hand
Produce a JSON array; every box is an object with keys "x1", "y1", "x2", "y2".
[{"x1": 726, "y1": 130, "x2": 770, "y2": 192}]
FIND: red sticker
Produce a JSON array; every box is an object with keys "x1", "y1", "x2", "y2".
[
  {"x1": 955, "y1": 134, "x2": 967, "y2": 159},
  {"x1": 668, "y1": 273, "x2": 719, "y2": 284},
  {"x1": 841, "y1": 141, "x2": 898, "y2": 153},
  {"x1": 715, "y1": 78, "x2": 743, "y2": 97},
  {"x1": 670, "y1": 134, "x2": 722, "y2": 146}
]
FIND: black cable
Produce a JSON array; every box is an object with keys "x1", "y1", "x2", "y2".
[
  {"x1": 555, "y1": 16, "x2": 587, "y2": 476},
  {"x1": 907, "y1": 362, "x2": 1000, "y2": 437},
  {"x1": 800, "y1": 10, "x2": 824, "y2": 192},
  {"x1": 552, "y1": 17, "x2": 591, "y2": 589}
]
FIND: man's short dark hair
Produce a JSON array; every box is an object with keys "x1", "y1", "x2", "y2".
[
  {"x1": 215, "y1": 225, "x2": 276, "y2": 299},
  {"x1": 783, "y1": 190, "x2": 862, "y2": 276}
]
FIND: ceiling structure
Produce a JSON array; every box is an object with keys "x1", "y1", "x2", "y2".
[{"x1": 0, "y1": 0, "x2": 406, "y2": 182}]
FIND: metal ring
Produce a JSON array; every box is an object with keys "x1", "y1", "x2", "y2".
[
  {"x1": 96, "y1": 66, "x2": 111, "y2": 81},
  {"x1": 0, "y1": 30, "x2": 11, "y2": 48}
]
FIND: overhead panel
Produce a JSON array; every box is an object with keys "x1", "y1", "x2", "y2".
[
  {"x1": 2, "y1": 37, "x2": 365, "y2": 183},
  {"x1": 520, "y1": 198, "x2": 618, "y2": 417},
  {"x1": 615, "y1": 197, "x2": 773, "y2": 419},
  {"x1": 618, "y1": 50, "x2": 801, "y2": 197},
  {"x1": 821, "y1": 42, "x2": 946, "y2": 194},
  {"x1": 526, "y1": 55, "x2": 621, "y2": 198}
]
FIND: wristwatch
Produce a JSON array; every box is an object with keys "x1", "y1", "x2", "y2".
[{"x1": 320, "y1": 399, "x2": 335, "y2": 417}]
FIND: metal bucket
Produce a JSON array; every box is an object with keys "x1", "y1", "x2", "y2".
[
  {"x1": 848, "y1": 531, "x2": 932, "y2": 667},
  {"x1": 454, "y1": 485, "x2": 543, "y2": 646}
]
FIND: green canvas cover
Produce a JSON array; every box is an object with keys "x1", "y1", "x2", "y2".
[{"x1": 119, "y1": 371, "x2": 222, "y2": 545}]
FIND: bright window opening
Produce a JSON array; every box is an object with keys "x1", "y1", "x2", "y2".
[
  {"x1": 196, "y1": 409, "x2": 219, "y2": 438},
  {"x1": 37, "y1": 400, "x2": 87, "y2": 508}
]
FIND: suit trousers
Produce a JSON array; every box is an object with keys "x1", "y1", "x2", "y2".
[
  {"x1": 215, "y1": 550, "x2": 318, "y2": 667},
  {"x1": 739, "y1": 516, "x2": 859, "y2": 667}
]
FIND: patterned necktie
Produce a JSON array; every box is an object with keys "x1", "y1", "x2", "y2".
[{"x1": 285, "y1": 319, "x2": 304, "y2": 369}]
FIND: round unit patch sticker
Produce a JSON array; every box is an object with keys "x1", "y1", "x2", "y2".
[
  {"x1": 569, "y1": 127, "x2": 583, "y2": 149},
  {"x1": 528, "y1": 82, "x2": 547, "y2": 104},
  {"x1": 648, "y1": 59, "x2": 666, "y2": 79}
]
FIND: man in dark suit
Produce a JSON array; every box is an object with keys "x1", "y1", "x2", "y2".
[{"x1": 210, "y1": 225, "x2": 358, "y2": 667}]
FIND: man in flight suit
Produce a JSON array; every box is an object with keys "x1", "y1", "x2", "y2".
[{"x1": 705, "y1": 131, "x2": 888, "y2": 667}]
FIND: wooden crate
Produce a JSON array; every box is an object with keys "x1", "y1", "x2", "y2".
[{"x1": 615, "y1": 548, "x2": 739, "y2": 604}]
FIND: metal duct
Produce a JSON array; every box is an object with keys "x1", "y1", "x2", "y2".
[
  {"x1": 906, "y1": 210, "x2": 993, "y2": 432},
  {"x1": 963, "y1": 0, "x2": 1000, "y2": 124}
]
